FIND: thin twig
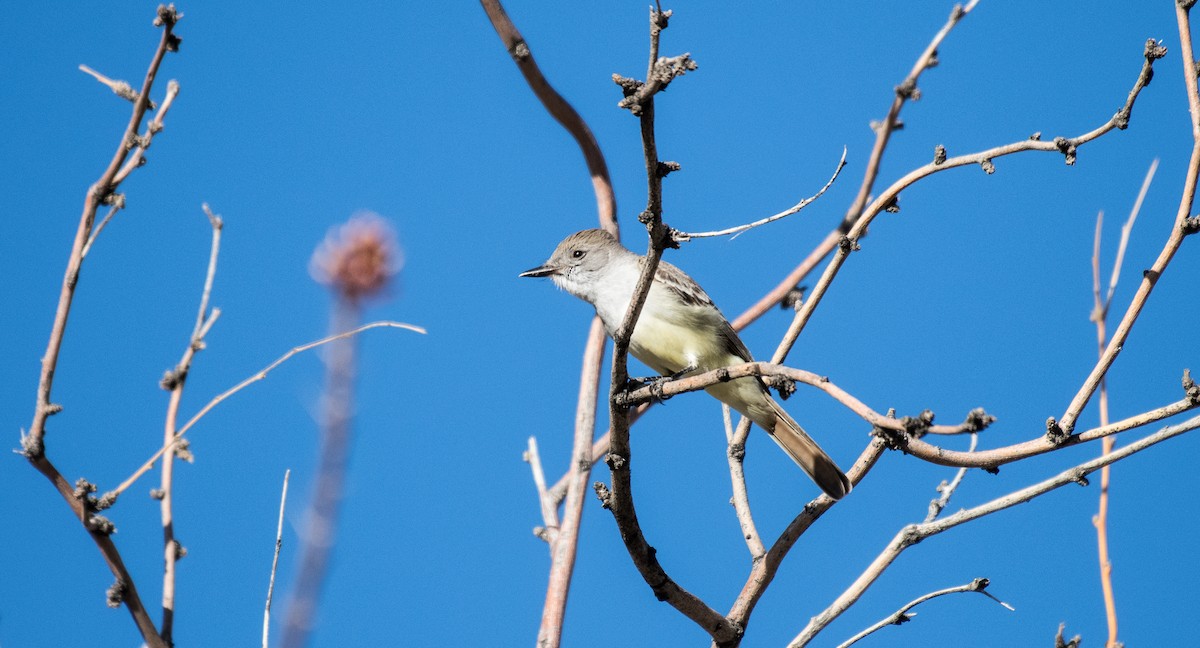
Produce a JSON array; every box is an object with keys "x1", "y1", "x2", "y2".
[
  {"x1": 1090, "y1": 159, "x2": 1154, "y2": 648},
  {"x1": 21, "y1": 9, "x2": 181, "y2": 647},
  {"x1": 598, "y1": 7, "x2": 740, "y2": 644},
  {"x1": 775, "y1": 38, "x2": 1166, "y2": 368},
  {"x1": 1057, "y1": 37, "x2": 1186, "y2": 434},
  {"x1": 732, "y1": 1, "x2": 979, "y2": 329},
  {"x1": 158, "y1": 205, "x2": 223, "y2": 642},
  {"x1": 725, "y1": 438, "x2": 888, "y2": 635},
  {"x1": 675, "y1": 147, "x2": 847, "y2": 240},
  {"x1": 838, "y1": 577, "x2": 1011, "y2": 648},
  {"x1": 791, "y1": 414, "x2": 1200, "y2": 646},
  {"x1": 281, "y1": 296, "x2": 362, "y2": 648},
  {"x1": 108, "y1": 321, "x2": 425, "y2": 500},
  {"x1": 925, "y1": 434, "x2": 978, "y2": 523},
  {"x1": 537, "y1": 318, "x2": 604, "y2": 647},
  {"x1": 263, "y1": 469, "x2": 290, "y2": 648},
  {"x1": 80, "y1": 204, "x2": 120, "y2": 258},
  {"x1": 78, "y1": 64, "x2": 152, "y2": 107},
  {"x1": 724, "y1": 405, "x2": 764, "y2": 559},
  {"x1": 525, "y1": 436, "x2": 559, "y2": 545}
]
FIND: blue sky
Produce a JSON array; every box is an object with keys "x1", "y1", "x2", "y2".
[{"x1": 2, "y1": 2, "x2": 1198, "y2": 647}]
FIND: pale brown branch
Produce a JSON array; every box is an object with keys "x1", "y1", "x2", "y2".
[
  {"x1": 1057, "y1": 38, "x2": 1185, "y2": 434},
  {"x1": 525, "y1": 436, "x2": 559, "y2": 545},
  {"x1": 537, "y1": 318, "x2": 605, "y2": 647},
  {"x1": 113, "y1": 79, "x2": 180, "y2": 186},
  {"x1": 80, "y1": 204, "x2": 120, "y2": 258},
  {"x1": 1089, "y1": 159, "x2": 1155, "y2": 648},
  {"x1": 732, "y1": 1, "x2": 979, "y2": 329},
  {"x1": 21, "y1": 9, "x2": 181, "y2": 646},
  {"x1": 837, "y1": 577, "x2": 1011, "y2": 648},
  {"x1": 924, "y1": 433, "x2": 977, "y2": 523},
  {"x1": 613, "y1": 360, "x2": 1195, "y2": 469},
  {"x1": 723, "y1": 405, "x2": 764, "y2": 559},
  {"x1": 263, "y1": 469, "x2": 290, "y2": 648},
  {"x1": 675, "y1": 148, "x2": 847, "y2": 241},
  {"x1": 597, "y1": 7, "x2": 739, "y2": 643},
  {"x1": 158, "y1": 205, "x2": 223, "y2": 642},
  {"x1": 108, "y1": 321, "x2": 425, "y2": 500},
  {"x1": 478, "y1": 0, "x2": 617, "y2": 233},
  {"x1": 791, "y1": 414, "x2": 1200, "y2": 646},
  {"x1": 79, "y1": 64, "x2": 151, "y2": 107},
  {"x1": 725, "y1": 439, "x2": 888, "y2": 636},
  {"x1": 773, "y1": 38, "x2": 1164, "y2": 367}
]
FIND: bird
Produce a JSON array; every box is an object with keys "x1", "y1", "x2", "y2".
[{"x1": 520, "y1": 228, "x2": 851, "y2": 499}]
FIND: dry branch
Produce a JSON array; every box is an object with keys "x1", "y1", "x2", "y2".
[{"x1": 20, "y1": 8, "x2": 182, "y2": 646}]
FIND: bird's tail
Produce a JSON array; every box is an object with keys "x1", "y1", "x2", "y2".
[{"x1": 763, "y1": 398, "x2": 852, "y2": 500}]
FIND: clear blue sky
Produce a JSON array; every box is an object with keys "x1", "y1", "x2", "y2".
[{"x1": 2, "y1": 2, "x2": 1198, "y2": 646}]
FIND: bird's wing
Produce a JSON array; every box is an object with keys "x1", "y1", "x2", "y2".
[{"x1": 654, "y1": 260, "x2": 754, "y2": 363}]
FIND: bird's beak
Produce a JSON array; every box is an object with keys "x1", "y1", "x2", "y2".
[{"x1": 519, "y1": 264, "x2": 557, "y2": 278}]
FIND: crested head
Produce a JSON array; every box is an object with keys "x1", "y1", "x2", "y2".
[{"x1": 518, "y1": 229, "x2": 631, "y2": 304}]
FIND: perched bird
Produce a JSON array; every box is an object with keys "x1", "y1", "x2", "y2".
[{"x1": 520, "y1": 228, "x2": 851, "y2": 499}]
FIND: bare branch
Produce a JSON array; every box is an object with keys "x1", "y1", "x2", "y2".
[
  {"x1": 838, "y1": 577, "x2": 1011, "y2": 648},
  {"x1": 596, "y1": 7, "x2": 739, "y2": 644},
  {"x1": 158, "y1": 205, "x2": 224, "y2": 642},
  {"x1": 79, "y1": 64, "x2": 153, "y2": 107},
  {"x1": 525, "y1": 436, "x2": 558, "y2": 545},
  {"x1": 778, "y1": 39, "x2": 1163, "y2": 366},
  {"x1": 478, "y1": 0, "x2": 617, "y2": 232},
  {"x1": 21, "y1": 10, "x2": 182, "y2": 646},
  {"x1": 263, "y1": 469, "x2": 290, "y2": 648},
  {"x1": 537, "y1": 318, "x2": 604, "y2": 647},
  {"x1": 733, "y1": 0, "x2": 979, "y2": 329},
  {"x1": 107, "y1": 321, "x2": 425, "y2": 500},
  {"x1": 924, "y1": 434, "x2": 978, "y2": 523},
  {"x1": 675, "y1": 147, "x2": 847, "y2": 241},
  {"x1": 790, "y1": 414, "x2": 1200, "y2": 646},
  {"x1": 723, "y1": 405, "x2": 764, "y2": 559}
]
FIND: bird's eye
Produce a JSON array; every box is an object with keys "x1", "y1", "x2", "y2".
[{"x1": 572, "y1": 249, "x2": 586, "y2": 259}]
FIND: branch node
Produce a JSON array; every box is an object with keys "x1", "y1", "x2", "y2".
[
  {"x1": 1029, "y1": 131, "x2": 1043, "y2": 141},
  {"x1": 88, "y1": 514, "x2": 116, "y2": 535},
  {"x1": 592, "y1": 481, "x2": 612, "y2": 509},
  {"x1": 771, "y1": 375, "x2": 796, "y2": 400},
  {"x1": 149, "y1": 488, "x2": 166, "y2": 500},
  {"x1": 780, "y1": 285, "x2": 806, "y2": 310},
  {"x1": 728, "y1": 442, "x2": 745, "y2": 461},
  {"x1": 1144, "y1": 37, "x2": 1168, "y2": 61},
  {"x1": 604, "y1": 452, "x2": 626, "y2": 471},
  {"x1": 933, "y1": 144, "x2": 947, "y2": 165},
  {"x1": 902, "y1": 410, "x2": 935, "y2": 438},
  {"x1": 895, "y1": 78, "x2": 919, "y2": 100},
  {"x1": 1053, "y1": 137, "x2": 1077, "y2": 165},
  {"x1": 882, "y1": 195, "x2": 901, "y2": 213},
  {"x1": 657, "y1": 160, "x2": 681, "y2": 177},
  {"x1": 101, "y1": 191, "x2": 126, "y2": 209},
  {"x1": 106, "y1": 579, "x2": 127, "y2": 608},
  {"x1": 160, "y1": 366, "x2": 185, "y2": 390},
  {"x1": 1045, "y1": 416, "x2": 1070, "y2": 444},
  {"x1": 95, "y1": 490, "x2": 118, "y2": 511},
  {"x1": 979, "y1": 158, "x2": 996, "y2": 174},
  {"x1": 1072, "y1": 470, "x2": 1090, "y2": 487},
  {"x1": 510, "y1": 40, "x2": 531, "y2": 61},
  {"x1": 1054, "y1": 624, "x2": 1082, "y2": 648},
  {"x1": 962, "y1": 407, "x2": 997, "y2": 432},
  {"x1": 873, "y1": 425, "x2": 909, "y2": 452},
  {"x1": 1182, "y1": 214, "x2": 1200, "y2": 235},
  {"x1": 1183, "y1": 368, "x2": 1200, "y2": 403},
  {"x1": 838, "y1": 235, "x2": 862, "y2": 252}
]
